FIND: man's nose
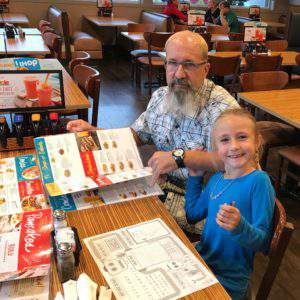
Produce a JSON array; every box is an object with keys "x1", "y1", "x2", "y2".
[{"x1": 174, "y1": 64, "x2": 186, "y2": 79}]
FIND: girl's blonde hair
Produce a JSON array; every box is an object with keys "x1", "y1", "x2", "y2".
[{"x1": 212, "y1": 108, "x2": 262, "y2": 168}]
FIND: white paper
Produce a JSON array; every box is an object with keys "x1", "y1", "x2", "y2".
[{"x1": 84, "y1": 218, "x2": 218, "y2": 300}]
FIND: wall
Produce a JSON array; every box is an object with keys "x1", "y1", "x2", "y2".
[{"x1": 8, "y1": 0, "x2": 290, "y2": 31}]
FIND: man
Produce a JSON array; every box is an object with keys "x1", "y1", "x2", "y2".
[
  {"x1": 205, "y1": 0, "x2": 220, "y2": 24},
  {"x1": 67, "y1": 31, "x2": 239, "y2": 234},
  {"x1": 217, "y1": 1, "x2": 240, "y2": 33}
]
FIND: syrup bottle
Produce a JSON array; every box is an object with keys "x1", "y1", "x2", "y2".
[
  {"x1": 0, "y1": 116, "x2": 10, "y2": 148},
  {"x1": 31, "y1": 114, "x2": 41, "y2": 137},
  {"x1": 13, "y1": 114, "x2": 24, "y2": 146},
  {"x1": 49, "y1": 112, "x2": 60, "y2": 135}
]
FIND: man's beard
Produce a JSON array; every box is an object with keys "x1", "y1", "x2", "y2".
[{"x1": 165, "y1": 77, "x2": 198, "y2": 118}]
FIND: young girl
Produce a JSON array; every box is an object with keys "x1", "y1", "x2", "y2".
[{"x1": 185, "y1": 108, "x2": 275, "y2": 299}]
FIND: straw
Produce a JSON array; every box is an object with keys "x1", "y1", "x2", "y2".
[{"x1": 43, "y1": 73, "x2": 50, "y2": 88}]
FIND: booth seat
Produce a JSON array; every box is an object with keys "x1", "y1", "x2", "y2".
[{"x1": 45, "y1": 5, "x2": 102, "y2": 60}]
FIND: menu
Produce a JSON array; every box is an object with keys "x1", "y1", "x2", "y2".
[
  {"x1": 84, "y1": 218, "x2": 218, "y2": 300},
  {"x1": 35, "y1": 128, "x2": 153, "y2": 197},
  {"x1": 0, "y1": 275, "x2": 49, "y2": 299},
  {"x1": 0, "y1": 209, "x2": 52, "y2": 283},
  {"x1": 49, "y1": 177, "x2": 162, "y2": 211},
  {"x1": 0, "y1": 154, "x2": 48, "y2": 217}
]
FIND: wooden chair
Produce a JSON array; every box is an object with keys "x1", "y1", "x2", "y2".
[
  {"x1": 239, "y1": 71, "x2": 297, "y2": 168},
  {"x1": 38, "y1": 19, "x2": 51, "y2": 31},
  {"x1": 206, "y1": 25, "x2": 228, "y2": 34},
  {"x1": 68, "y1": 51, "x2": 91, "y2": 76},
  {"x1": 40, "y1": 26, "x2": 55, "y2": 34},
  {"x1": 128, "y1": 23, "x2": 156, "y2": 81},
  {"x1": 215, "y1": 40, "x2": 244, "y2": 52},
  {"x1": 245, "y1": 54, "x2": 282, "y2": 72},
  {"x1": 42, "y1": 32, "x2": 63, "y2": 61},
  {"x1": 253, "y1": 198, "x2": 294, "y2": 300},
  {"x1": 72, "y1": 65, "x2": 101, "y2": 127},
  {"x1": 265, "y1": 40, "x2": 288, "y2": 51},
  {"x1": 208, "y1": 55, "x2": 241, "y2": 93},
  {"x1": 137, "y1": 32, "x2": 173, "y2": 96},
  {"x1": 199, "y1": 32, "x2": 212, "y2": 50},
  {"x1": 229, "y1": 32, "x2": 244, "y2": 41}
]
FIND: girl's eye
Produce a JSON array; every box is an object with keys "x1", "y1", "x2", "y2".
[
  {"x1": 220, "y1": 137, "x2": 229, "y2": 143},
  {"x1": 238, "y1": 135, "x2": 247, "y2": 140}
]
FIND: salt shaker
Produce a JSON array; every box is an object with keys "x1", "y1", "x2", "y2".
[
  {"x1": 53, "y1": 209, "x2": 67, "y2": 231},
  {"x1": 57, "y1": 242, "x2": 75, "y2": 283}
]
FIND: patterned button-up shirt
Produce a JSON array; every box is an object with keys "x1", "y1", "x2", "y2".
[{"x1": 132, "y1": 79, "x2": 239, "y2": 180}]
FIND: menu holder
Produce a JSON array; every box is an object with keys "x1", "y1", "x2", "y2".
[
  {"x1": 0, "y1": 135, "x2": 35, "y2": 152},
  {"x1": 0, "y1": 70, "x2": 65, "y2": 113}
]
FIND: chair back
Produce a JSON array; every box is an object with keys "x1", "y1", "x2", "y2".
[
  {"x1": 199, "y1": 32, "x2": 212, "y2": 49},
  {"x1": 240, "y1": 71, "x2": 289, "y2": 92},
  {"x1": 255, "y1": 198, "x2": 294, "y2": 300},
  {"x1": 38, "y1": 20, "x2": 51, "y2": 31},
  {"x1": 229, "y1": 32, "x2": 244, "y2": 41},
  {"x1": 287, "y1": 12, "x2": 300, "y2": 48},
  {"x1": 127, "y1": 23, "x2": 155, "y2": 33},
  {"x1": 206, "y1": 25, "x2": 228, "y2": 34},
  {"x1": 68, "y1": 51, "x2": 91, "y2": 76},
  {"x1": 174, "y1": 24, "x2": 188, "y2": 32},
  {"x1": 143, "y1": 32, "x2": 173, "y2": 50},
  {"x1": 296, "y1": 53, "x2": 300, "y2": 66},
  {"x1": 215, "y1": 40, "x2": 244, "y2": 51},
  {"x1": 245, "y1": 54, "x2": 282, "y2": 72},
  {"x1": 265, "y1": 40, "x2": 288, "y2": 51},
  {"x1": 41, "y1": 26, "x2": 55, "y2": 34},
  {"x1": 73, "y1": 65, "x2": 100, "y2": 127},
  {"x1": 42, "y1": 32, "x2": 63, "y2": 60}
]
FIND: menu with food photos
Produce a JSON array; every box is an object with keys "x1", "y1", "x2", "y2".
[
  {"x1": 0, "y1": 209, "x2": 52, "y2": 283},
  {"x1": 49, "y1": 177, "x2": 162, "y2": 211},
  {"x1": 35, "y1": 128, "x2": 159, "y2": 197},
  {"x1": 84, "y1": 218, "x2": 218, "y2": 300},
  {"x1": 0, "y1": 154, "x2": 49, "y2": 217}
]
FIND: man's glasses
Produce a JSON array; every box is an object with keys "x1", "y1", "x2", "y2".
[{"x1": 165, "y1": 60, "x2": 207, "y2": 73}]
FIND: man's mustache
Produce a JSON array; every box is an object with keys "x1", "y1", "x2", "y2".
[{"x1": 170, "y1": 78, "x2": 192, "y2": 89}]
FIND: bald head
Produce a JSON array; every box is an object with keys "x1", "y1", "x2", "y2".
[{"x1": 166, "y1": 31, "x2": 208, "y2": 61}]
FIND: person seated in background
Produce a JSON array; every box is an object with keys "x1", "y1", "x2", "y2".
[
  {"x1": 162, "y1": 0, "x2": 187, "y2": 24},
  {"x1": 205, "y1": 0, "x2": 220, "y2": 24},
  {"x1": 217, "y1": 1, "x2": 240, "y2": 33}
]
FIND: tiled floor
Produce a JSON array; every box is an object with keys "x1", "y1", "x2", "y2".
[{"x1": 90, "y1": 51, "x2": 300, "y2": 300}]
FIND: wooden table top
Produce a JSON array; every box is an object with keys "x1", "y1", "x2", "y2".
[
  {"x1": 208, "y1": 51, "x2": 300, "y2": 66},
  {"x1": 2, "y1": 35, "x2": 50, "y2": 56},
  {"x1": 0, "y1": 13, "x2": 30, "y2": 25},
  {"x1": 0, "y1": 28, "x2": 41, "y2": 35},
  {"x1": 121, "y1": 32, "x2": 229, "y2": 43},
  {"x1": 50, "y1": 196, "x2": 230, "y2": 300},
  {"x1": 84, "y1": 15, "x2": 135, "y2": 27},
  {"x1": 238, "y1": 88, "x2": 300, "y2": 129}
]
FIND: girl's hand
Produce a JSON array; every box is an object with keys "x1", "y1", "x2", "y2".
[{"x1": 216, "y1": 203, "x2": 241, "y2": 231}]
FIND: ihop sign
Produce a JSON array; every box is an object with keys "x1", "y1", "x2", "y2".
[{"x1": 13, "y1": 58, "x2": 41, "y2": 70}]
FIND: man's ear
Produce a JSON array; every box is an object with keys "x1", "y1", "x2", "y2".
[{"x1": 204, "y1": 62, "x2": 210, "y2": 76}]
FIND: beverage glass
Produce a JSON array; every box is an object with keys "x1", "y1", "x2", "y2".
[
  {"x1": 37, "y1": 85, "x2": 53, "y2": 106},
  {"x1": 24, "y1": 76, "x2": 39, "y2": 99}
]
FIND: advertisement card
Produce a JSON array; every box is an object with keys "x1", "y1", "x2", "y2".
[
  {"x1": 244, "y1": 27, "x2": 266, "y2": 42},
  {"x1": 0, "y1": 58, "x2": 63, "y2": 71},
  {"x1": 0, "y1": 70, "x2": 65, "y2": 112},
  {"x1": 84, "y1": 218, "x2": 218, "y2": 300},
  {"x1": 188, "y1": 10, "x2": 205, "y2": 26},
  {"x1": 0, "y1": 209, "x2": 52, "y2": 283},
  {"x1": 35, "y1": 128, "x2": 153, "y2": 197}
]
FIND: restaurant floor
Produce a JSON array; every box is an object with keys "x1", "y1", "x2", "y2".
[{"x1": 88, "y1": 51, "x2": 300, "y2": 300}]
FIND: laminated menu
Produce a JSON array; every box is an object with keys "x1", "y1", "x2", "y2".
[
  {"x1": 49, "y1": 177, "x2": 162, "y2": 211},
  {"x1": 34, "y1": 128, "x2": 154, "y2": 197},
  {"x1": 0, "y1": 154, "x2": 48, "y2": 217},
  {"x1": 84, "y1": 218, "x2": 218, "y2": 300},
  {"x1": 0, "y1": 209, "x2": 52, "y2": 283}
]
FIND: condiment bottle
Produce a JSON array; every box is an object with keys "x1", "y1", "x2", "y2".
[
  {"x1": 32, "y1": 113, "x2": 41, "y2": 137},
  {"x1": 49, "y1": 112, "x2": 60, "y2": 135},
  {"x1": 56, "y1": 242, "x2": 75, "y2": 283},
  {"x1": 13, "y1": 114, "x2": 24, "y2": 146},
  {"x1": 0, "y1": 116, "x2": 10, "y2": 148},
  {"x1": 53, "y1": 209, "x2": 68, "y2": 231}
]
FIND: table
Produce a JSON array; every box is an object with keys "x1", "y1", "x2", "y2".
[
  {"x1": 49, "y1": 196, "x2": 230, "y2": 299},
  {"x1": 208, "y1": 51, "x2": 300, "y2": 67},
  {"x1": 84, "y1": 15, "x2": 135, "y2": 44},
  {"x1": 238, "y1": 89, "x2": 300, "y2": 129},
  {"x1": 0, "y1": 13, "x2": 30, "y2": 26},
  {"x1": 0, "y1": 34, "x2": 50, "y2": 56},
  {"x1": 0, "y1": 28, "x2": 41, "y2": 35}
]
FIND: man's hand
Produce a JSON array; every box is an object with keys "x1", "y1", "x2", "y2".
[
  {"x1": 148, "y1": 151, "x2": 177, "y2": 185},
  {"x1": 216, "y1": 203, "x2": 241, "y2": 231},
  {"x1": 66, "y1": 119, "x2": 96, "y2": 132}
]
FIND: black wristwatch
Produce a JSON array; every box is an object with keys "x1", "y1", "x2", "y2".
[{"x1": 172, "y1": 148, "x2": 185, "y2": 168}]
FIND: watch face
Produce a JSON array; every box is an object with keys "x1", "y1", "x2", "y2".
[{"x1": 174, "y1": 149, "x2": 184, "y2": 157}]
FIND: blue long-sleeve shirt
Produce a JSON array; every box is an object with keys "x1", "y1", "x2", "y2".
[{"x1": 185, "y1": 170, "x2": 275, "y2": 300}]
